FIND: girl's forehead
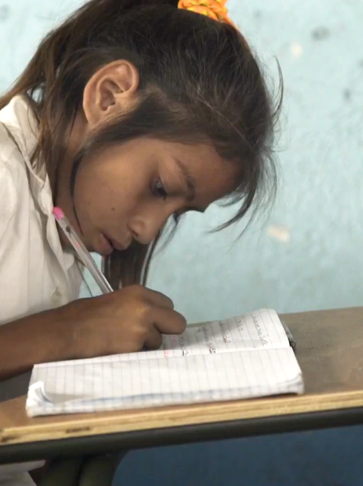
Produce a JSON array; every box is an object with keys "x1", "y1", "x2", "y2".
[{"x1": 166, "y1": 143, "x2": 242, "y2": 202}]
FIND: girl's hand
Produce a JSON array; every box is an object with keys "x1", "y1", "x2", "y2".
[
  {"x1": 62, "y1": 285, "x2": 187, "y2": 359},
  {"x1": 0, "y1": 286, "x2": 186, "y2": 380}
]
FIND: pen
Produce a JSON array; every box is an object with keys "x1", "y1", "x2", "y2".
[
  {"x1": 53, "y1": 207, "x2": 113, "y2": 294},
  {"x1": 280, "y1": 318, "x2": 296, "y2": 351}
]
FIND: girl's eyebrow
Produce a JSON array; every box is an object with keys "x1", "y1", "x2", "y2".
[{"x1": 173, "y1": 157, "x2": 196, "y2": 202}]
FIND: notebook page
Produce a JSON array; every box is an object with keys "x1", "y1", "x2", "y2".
[
  {"x1": 32, "y1": 309, "x2": 288, "y2": 371},
  {"x1": 27, "y1": 347, "x2": 303, "y2": 416},
  {"x1": 161, "y1": 308, "x2": 288, "y2": 357}
]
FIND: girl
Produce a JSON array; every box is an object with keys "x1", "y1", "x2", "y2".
[{"x1": 0, "y1": 0, "x2": 280, "y2": 484}]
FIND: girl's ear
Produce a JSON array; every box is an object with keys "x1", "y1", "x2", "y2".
[{"x1": 82, "y1": 60, "x2": 140, "y2": 129}]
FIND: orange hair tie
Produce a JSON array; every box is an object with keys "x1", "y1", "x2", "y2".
[{"x1": 178, "y1": 0, "x2": 235, "y2": 27}]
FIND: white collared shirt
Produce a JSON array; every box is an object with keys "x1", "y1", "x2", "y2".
[
  {"x1": 0, "y1": 96, "x2": 82, "y2": 484},
  {"x1": 0, "y1": 95, "x2": 81, "y2": 324}
]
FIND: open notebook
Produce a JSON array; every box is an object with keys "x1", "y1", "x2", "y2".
[{"x1": 26, "y1": 309, "x2": 304, "y2": 417}]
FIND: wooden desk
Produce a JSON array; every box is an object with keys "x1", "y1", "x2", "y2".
[{"x1": 1, "y1": 307, "x2": 363, "y2": 464}]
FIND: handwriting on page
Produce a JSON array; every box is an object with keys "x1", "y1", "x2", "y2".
[
  {"x1": 252, "y1": 314, "x2": 270, "y2": 346},
  {"x1": 159, "y1": 309, "x2": 279, "y2": 358},
  {"x1": 102, "y1": 310, "x2": 284, "y2": 362}
]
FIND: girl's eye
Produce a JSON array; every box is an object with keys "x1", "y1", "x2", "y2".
[{"x1": 153, "y1": 178, "x2": 168, "y2": 200}]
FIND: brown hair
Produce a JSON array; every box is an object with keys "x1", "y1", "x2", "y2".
[{"x1": 0, "y1": 0, "x2": 281, "y2": 288}]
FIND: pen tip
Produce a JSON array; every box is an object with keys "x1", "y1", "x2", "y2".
[{"x1": 53, "y1": 207, "x2": 65, "y2": 220}]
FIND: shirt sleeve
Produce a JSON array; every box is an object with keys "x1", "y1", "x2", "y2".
[
  {"x1": 0, "y1": 148, "x2": 17, "y2": 247},
  {"x1": 0, "y1": 129, "x2": 20, "y2": 325}
]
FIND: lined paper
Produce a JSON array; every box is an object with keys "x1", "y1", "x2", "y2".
[
  {"x1": 161, "y1": 308, "x2": 289, "y2": 357},
  {"x1": 26, "y1": 309, "x2": 303, "y2": 417}
]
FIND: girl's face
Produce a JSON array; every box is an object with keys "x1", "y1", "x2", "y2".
[
  {"x1": 55, "y1": 60, "x2": 241, "y2": 255},
  {"x1": 57, "y1": 137, "x2": 240, "y2": 256}
]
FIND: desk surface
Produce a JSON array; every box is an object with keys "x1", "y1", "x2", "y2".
[{"x1": 1, "y1": 307, "x2": 363, "y2": 462}]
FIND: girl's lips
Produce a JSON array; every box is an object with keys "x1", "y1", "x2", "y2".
[
  {"x1": 109, "y1": 238, "x2": 126, "y2": 251},
  {"x1": 102, "y1": 233, "x2": 132, "y2": 252},
  {"x1": 98, "y1": 233, "x2": 113, "y2": 256}
]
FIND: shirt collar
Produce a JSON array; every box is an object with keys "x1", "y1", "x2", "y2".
[
  {"x1": 0, "y1": 96, "x2": 79, "y2": 276},
  {"x1": 0, "y1": 95, "x2": 53, "y2": 214}
]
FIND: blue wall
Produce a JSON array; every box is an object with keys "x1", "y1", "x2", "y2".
[{"x1": 2, "y1": 1, "x2": 363, "y2": 484}]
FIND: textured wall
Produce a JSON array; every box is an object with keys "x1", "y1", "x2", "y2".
[{"x1": 1, "y1": 0, "x2": 363, "y2": 324}]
